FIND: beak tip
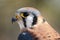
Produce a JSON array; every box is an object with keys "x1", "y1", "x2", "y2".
[{"x1": 12, "y1": 17, "x2": 17, "y2": 24}]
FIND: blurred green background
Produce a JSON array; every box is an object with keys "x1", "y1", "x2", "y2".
[{"x1": 0, "y1": 0, "x2": 60, "y2": 40}]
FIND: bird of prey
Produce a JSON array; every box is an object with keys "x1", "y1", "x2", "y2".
[{"x1": 12, "y1": 7, "x2": 60, "y2": 40}]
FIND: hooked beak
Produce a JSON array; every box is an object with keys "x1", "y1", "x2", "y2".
[
  {"x1": 12, "y1": 15, "x2": 20, "y2": 24},
  {"x1": 12, "y1": 17, "x2": 18, "y2": 24}
]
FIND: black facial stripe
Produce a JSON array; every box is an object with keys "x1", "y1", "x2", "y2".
[
  {"x1": 32, "y1": 14, "x2": 37, "y2": 26},
  {"x1": 22, "y1": 17, "x2": 26, "y2": 27},
  {"x1": 21, "y1": 12, "x2": 29, "y2": 27}
]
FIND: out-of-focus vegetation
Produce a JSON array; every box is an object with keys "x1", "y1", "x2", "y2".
[{"x1": 0, "y1": 0, "x2": 60, "y2": 40}]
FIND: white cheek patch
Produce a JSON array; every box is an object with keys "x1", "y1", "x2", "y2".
[{"x1": 26, "y1": 15, "x2": 34, "y2": 28}]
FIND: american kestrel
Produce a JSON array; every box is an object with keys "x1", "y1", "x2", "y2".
[{"x1": 12, "y1": 7, "x2": 60, "y2": 40}]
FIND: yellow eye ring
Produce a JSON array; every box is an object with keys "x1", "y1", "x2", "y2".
[{"x1": 20, "y1": 13, "x2": 26, "y2": 18}]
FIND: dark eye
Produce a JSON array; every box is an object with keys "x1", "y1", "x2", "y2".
[
  {"x1": 23, "y1": 12, "x2": 29, "y2": 17},
  {"x1": 20, "y1": 12, "x2": 29, "y2": 18}
]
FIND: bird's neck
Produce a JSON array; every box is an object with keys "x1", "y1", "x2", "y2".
[{"x1": 36, "y1": 16, "x2": 60, "y2": 40}]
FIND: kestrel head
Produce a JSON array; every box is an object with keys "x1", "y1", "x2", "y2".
[{"x1": 12, "y1": 7, "x2": 41, "y2": 30}]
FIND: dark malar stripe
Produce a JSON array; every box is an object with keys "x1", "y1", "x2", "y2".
[
  {"x1": 22, "y1": 17, "x2": 26, "y2": 27},
  {"x1": 21, "y1": 12, "x2": 29, "y2": 28}
]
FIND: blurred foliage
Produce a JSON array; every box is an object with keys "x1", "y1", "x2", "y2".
[{"x1": 0, "y1": 0, "x2": 60, "y2": 40}]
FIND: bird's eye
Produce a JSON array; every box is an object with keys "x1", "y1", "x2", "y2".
[
  {"x1": 20, "y1": 12, "x2": 29, "y2": 18},
  {"x1": 20, "y1": 13, "x2": 26, "y2": 18}
]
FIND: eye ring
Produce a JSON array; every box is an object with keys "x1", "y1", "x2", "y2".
[
  {"x1": 20, "y1": 13, "x2": 26, "y2": 18},
  {"x1": 20, "y1": 12, "x2": 29, "y2": 18}
]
